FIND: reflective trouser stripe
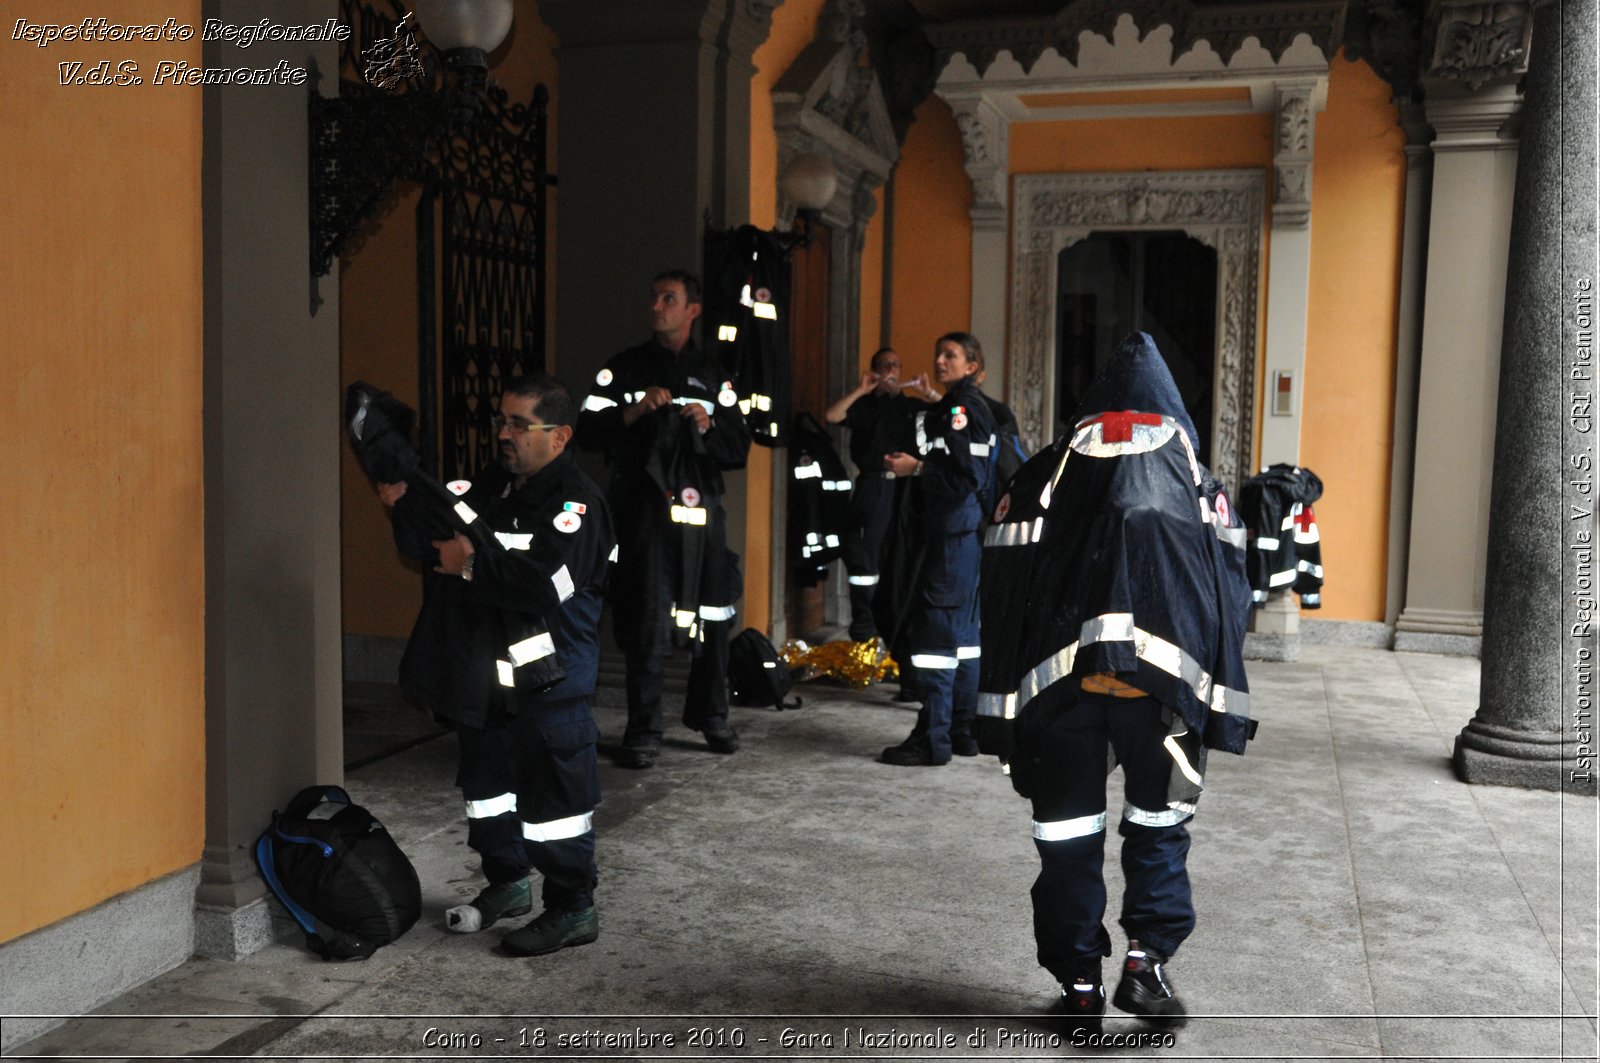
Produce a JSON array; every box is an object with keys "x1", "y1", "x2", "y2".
[
  {"x1": 509, "y1": 632, "x2": 556, "y2": 666},
  {"x1": 1123, "y1": 802, "x2": 1194, "y2": 828},
  {"x1": 497, "y1": 660, "x2": 515, "y2": 687},
  {"x1": 1033, "y1": 812, "x2": 1106, "y2": 841},
  {"x1": 977, "y1": 691, "x2": 1017, "y2": 718},
  {"x1": 848, "y1": 574, "x2": 879, "y2": 586},
  {"x1": 523, "y1": 811, "x2": 594, "y2": 842},
  {"x1": 956, "y1": 645, "x2": 981, "y2": 660},
  {"x1": 910, "y1": 653, "x2": 958, "y2": 670},
  {"x1": 465, "y1": 793, "x2": 517, "y2": 819}
]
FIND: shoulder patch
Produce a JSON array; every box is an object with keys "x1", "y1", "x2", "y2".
[
  {"x1": 553, "y1": 511, "x2": 582, "y2": 534},
  {"x1": 595, "y1": 368, "x2": 613, "y2": 387},
  {"x1": 446, "y1": 479, "x2": 472, "y2": 496},
  {"x1": 563, "y1": 501, "x2": 587, "y2": 515}
]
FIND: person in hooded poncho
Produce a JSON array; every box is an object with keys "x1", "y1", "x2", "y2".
[{"x1": 977, "y1": 332, "x2": 1256, "y2": 1031}]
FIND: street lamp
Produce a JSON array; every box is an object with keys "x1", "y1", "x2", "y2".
[{"x1": 779, "y1": 151, "x2": 838, "y2": 252}]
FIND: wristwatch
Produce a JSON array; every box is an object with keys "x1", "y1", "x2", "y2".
[{"x1": 461, "y1": 552, "x2": 476, "y2": 582}]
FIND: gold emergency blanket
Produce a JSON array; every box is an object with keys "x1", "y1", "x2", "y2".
[{"x1": 779, "y1": 637, "x2": 898, "y2": 689}]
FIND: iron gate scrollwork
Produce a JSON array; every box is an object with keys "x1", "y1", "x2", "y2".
[{"x1": 325, "y1": 0, "x2": 555, "y2": 482}]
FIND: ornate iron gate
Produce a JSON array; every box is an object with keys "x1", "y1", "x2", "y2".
[{"x1": 328, "y1": 0, "x2": 554, "y2": 481}]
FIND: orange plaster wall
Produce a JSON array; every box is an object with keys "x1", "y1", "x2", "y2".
[
  {"x1": 0, "y1": 0, "x2": 205, "y2": 943},
  {"x1": 890, "y1": 94, "x2": 973, "y2": 377},
  {"x1": 745, "y1": 0, "x2": 828, "y2": 634},
  {"x1": 340, "y1": 17, "x2": 561, "y2": 640},
  {"x1": 1301, "y1": 55, "x2": 1406, "y2": 621}
]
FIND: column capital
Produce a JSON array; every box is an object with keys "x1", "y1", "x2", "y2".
[
  {"x1": 947, "y1": 95, "x2": 1010, "y2": 214},
  {"x1": 1424, "y1": 0, "x2": 1534, "y2": 93},
  {"x1": 1271, "y1": 79, "x2": 1325, "y2": 231}
]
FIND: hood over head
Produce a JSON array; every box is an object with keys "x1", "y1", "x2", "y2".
[{"x1": 1074, "y1": 331, "x2": 1200, "y2": 451}]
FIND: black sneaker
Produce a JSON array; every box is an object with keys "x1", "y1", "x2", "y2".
[
  {"x1": 616, "y1": 745, "x2": 658, "y2": 769},
  {"x1": 501, "y1": 906, "x2": 599, "y2": 957},
  {"x1": 444, "y1": 879, "x2": 532, "y2": 934},
  {"x1": 950, "y1": 734, "x2": 979, "y2": 757},
  {"x1": 1113, "y1": 941, "x2": 1187, "y2": 1026},
  {"x1": 696, "y1": 722, "x2": 740, "y2": 754},
  {"x1": 879, "y1": 740, "x2": 948, "y2": 766},
  {"x1": 1049, "y1": 970, "x2": 1106, "y2": 1035}
]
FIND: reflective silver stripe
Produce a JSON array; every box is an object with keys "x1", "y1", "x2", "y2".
[
  {"x1": 984, "y1": 517, "x2": 1046, "y2": 547},
  {"x1": 1281, "y1": 513, "x2": 1298, "y2": 531},
  {"x1": 970, "y1": 441, "x2": 991, "y2": 457},
  {"x1": 608, "y1": 544, "x2": 619, "y2": 563},
  {"x1": 914, "y1": 411, "x2": 929, "y2": 454},
  {"x1": 1254, "y1": 536, "x2": 1281, "y2": 551},
  {"x1": 582, "y1": 394, "x2": 618, "y2": 412},
  {"x1": 465, "y1": 793, "x2": 517, "y2": 819},
  {"x1": 1216, "y1": 525, "x2": 1247, "y2": 550},
  {"x1": 453, "y1": 501, "x2": 479, "y2": 524},
  {"x1": 1211, "y1": 684, "x2": 1250, "y2": 716},
  {"x1": 495, "y1": 531, "x2": 533, "y2": 550},
  {"x1": 1123, "y1": 802, "x2": 1193, "y2": 828},
  {"x1": 699, "y1": 604, "x2": 736, "y2": 622},
  {"x1": 508, "y1": 631, "x2": 556, "y2": 666},
  {"x1": 551, "y1": 564, "x2": 574, "y2": 603},
  {"x1": 848, "y1": 574, "x2": 879, "y2": 586},
  {"x1": 823, "y1": 480, "x2": 851, "y2": 491},
  {"x1": 1301, "y1": 593, "x2": 1321, "y2": 605},
  {"x1": 497, "y1": 659, "x2": 515, "y2": 687},
  {"x1": 1251, "y1": 589, "x2": 1269, "y2": 602},
  {"x1": 673, "y1": 396, "x2": 715, "y2": 414},
  {"x1": 1162, "y1": 733, "x2": 1204, "y2": 787},
  {"x1": 977, "y1": 691, "x2": 1017, "y2": 719},
  {"x1": 1298, "y1": 560, "x2": 1324, "y2": 577},
  {"x1": 825, "y1": 534, "x2": 840, "y2": 548},
  {"x1": 793, "y1": 463, "x2": 822, "y2": 479},
  {"x1": 670, "y1": 505, "x2": 708, "y2": 525},
  {"x1": 956, "y1": 645, "x2": 982, "y2": 660},
  {"x1": 522, "y1": 811, "x2": 594, "y2": 842},
  {"x1": 910, "y1": 653, "x2": 958, "y2": 670},
  {"x1": 1033, "y1": 812, "x2": 1106, "y2": 841},
  {"x1": 1269, "y1": 567, "x2": 1297, "y2": 587},
  {"x1": 1296, "y1": 527, "x2": 1321, "y2": 544},
  {"x1": 1011, "y1": 613, "x2": 1238, "y2": 723},
  {"x1": 752, "y1": 301, "x2": 778, "y2": 321}
]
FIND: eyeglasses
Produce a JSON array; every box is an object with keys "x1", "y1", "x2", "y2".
[{"x1": 491, "y1": 414, "x2": 563, "y2": 435}]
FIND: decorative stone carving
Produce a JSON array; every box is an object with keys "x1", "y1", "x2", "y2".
[
  {"x1": 1272, "y1": 81, "x2": 1318, "y2": 229},
  {"x1": 1427, "y1": 1, "x2": 1533, "y2": 91},
  {"x1": 1009, "y1": 170, "x2": 1265, "y2": 494},
  {"x1": 924, "y1": 0, "x2": 1346, "y2": 75},
  {"x1": 949, "y1": 96, "x2": 1010, "y2": 213}
]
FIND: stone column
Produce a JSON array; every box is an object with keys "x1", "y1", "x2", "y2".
[
  {"x1": 948, "y1": 95, "x2": 1010, "y2": 399},
  {"x1": 1257, "y1": 78, "x2": 1324, "y2": 467},
  {"x1": 1250, "y1": 79, "x2": 1325, "y2": 660},
  {"x1": 1455, "y1": 0, "x2": 1597, "y2": 793},
  {"x1": 1384, "y1": 103, "x2": 1435, "y2": 628},
  {"x1": 196, "y1": 0, "x2": 344, "y2": 958},
  {"x1": 1395, "y1": 2, "x2": 1528, "y2": 654}
]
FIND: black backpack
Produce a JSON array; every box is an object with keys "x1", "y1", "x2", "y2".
[
  {"x1": 254, "y1": 785, "x2": 422, "y2": 961},
  {"x1": 727, "y1": 627, "x2": 801, "y2": 710}
]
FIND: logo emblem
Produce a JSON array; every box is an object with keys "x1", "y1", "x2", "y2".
[
  {"x1": 680, "y1": 486, "x2": 702, "y2": 508},
  {"x1": 595, "y1": 368, "x2": 613, "y2": 386},
  {"x1": 994, "y1": 492, "x2": 1011, "y2": 523},
  {"x1": 446, "y1": 480, "x2": 471, "y2": 496},
  {"x1": 553, "y1": 512, "x2": 582, "y2": 534},
  {"x1": 562, "y1": 501, "x2": 587, "y2": 515},
  {"x1": 951, "y1": 407, "x2": 968, "y2": 432},
  {"x1": 1215, "y1": 492, "x2": 1232, "y2": 526},
  {"x1": 755, "y1": 287, "x2": 772, "y2": 303}
]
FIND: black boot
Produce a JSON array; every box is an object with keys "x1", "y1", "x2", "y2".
[
  {"x1": 1049, "y1": 966, "x2": 1105, "y2": 1035},
  {"x1": 1112, "y1": 940, "x2": 1187, "y2": 1026}
]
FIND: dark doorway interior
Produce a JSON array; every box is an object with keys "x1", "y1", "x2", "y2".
[
  {"x1": 1056, "y1": 230, "x2": 1217, "y2": 462},
  {"x1": 786, "y1": 218, "x2": 832, "y2": 639}
]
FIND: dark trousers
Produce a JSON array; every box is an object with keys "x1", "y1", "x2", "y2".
[
  {"x1": 1026, "y1": 694, "x2": 1194, "y2": 980},
  {"x1": 843, "y1": 476, "x2": 895, "y2": 641},
  {"x1": 456, "y1": 697, "x2": 601, "y2": 912},
  {"x1": 900, "y1": 530, "x2": 980, "y2": 761},
  {"x1": 622, "y1": 618, "x2": 732, "y2": 750}
]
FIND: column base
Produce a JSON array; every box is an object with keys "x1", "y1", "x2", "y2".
[
  {"x1": 1245, "y1": 591, "x2": 1301, "y2": 661},
  {"x1": 1453, "y1": 718, "x2": 1597, "y2": 794},
  {"x1": 194, "y1": 897, "x2": 293, "y2": 961}
]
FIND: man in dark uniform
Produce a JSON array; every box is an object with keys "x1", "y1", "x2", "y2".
[
  {"x1": 977, "y1": 333, "x2": 1255, "y2": 1030},
  {"x1": 379, "y1": 374, "x2": 615, "y2": 957},
  {"x1": 577, "y1": 270, "x2": 752, "y2": 770},
  {"x1": 824, "y1": 347, "x2": 935, "y2": 643}
]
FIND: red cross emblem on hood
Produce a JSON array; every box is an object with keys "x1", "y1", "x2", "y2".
[{"x1": 1086, "y1": 411, "x2": 1164, "y2": 443}]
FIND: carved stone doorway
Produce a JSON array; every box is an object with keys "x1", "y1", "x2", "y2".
[{"x1": 1009, "y1": 169, "x2": 1265, "y2": 493}]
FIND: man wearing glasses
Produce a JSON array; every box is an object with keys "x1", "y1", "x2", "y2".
[
  {"x1": 378, "y1": 374, "x2": 616, "y2": 958},
  {"x1": 577, "y1": 270, "x2": 752, "y2": 769}
]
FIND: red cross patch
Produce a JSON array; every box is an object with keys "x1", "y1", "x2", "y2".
[
  {"x1": 993, "y1": 492, "x2": 1011, "y2": 523},
  {"x1": 680, "y1": 486, "x2": 702, "y2": 508},
  {"x1": 553, "y1": 512, "x2": 582, "y2": 534},
  {"x1": 1293, "y1": 505, "x2": 1317, "y2": 532},
  {"x1": 951, "y1": 406, "x2": 967, "y2": 432},
  {"x1": 1086, "y1": 411, "x2": 1164, "y2": 443}
]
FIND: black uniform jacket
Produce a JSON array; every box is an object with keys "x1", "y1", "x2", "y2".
[
  {"x1": 788, "y1": 412, "x2": 853, "y2": 585},
  {"x1": 390, "y1": 451, "x2": 616, "y2": 728},
  {"x1": 1240, "y1": 463, "x2": 1325, "y2": 608},
  {"x1": 977, "y1": 332, "x2": 1255, "y2": 760},
  {"x1": 576, "y1": 338, "x2": 752, "y2": 655}
]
